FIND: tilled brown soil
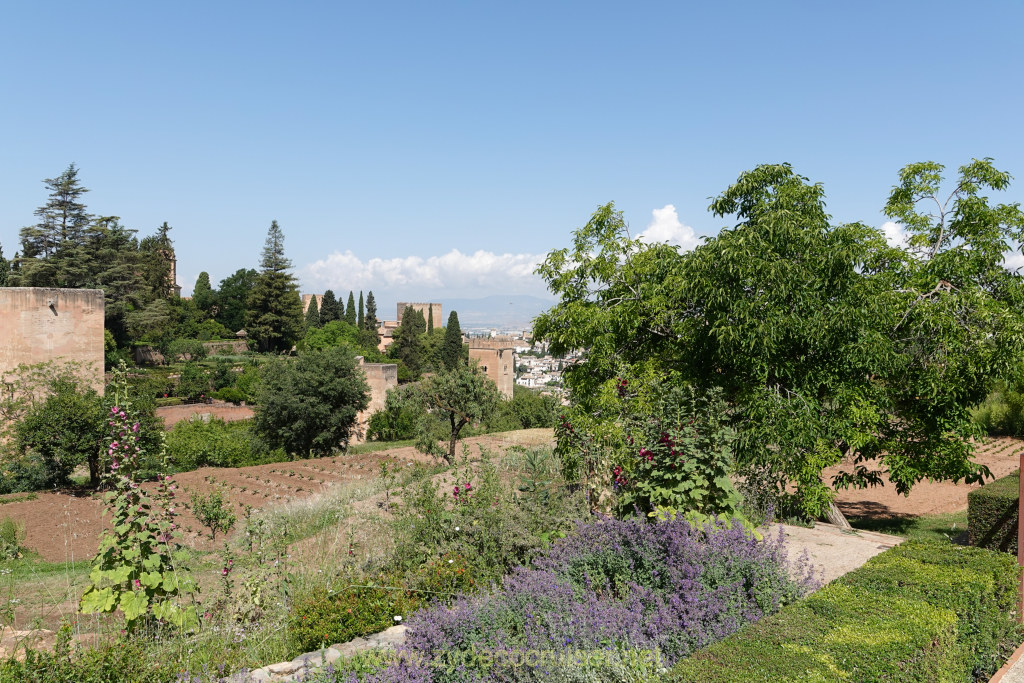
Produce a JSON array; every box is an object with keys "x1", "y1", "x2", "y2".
[
  {"x1": 154, "y1": 402, "x2": 254, "y2": 429},
  {"x1": 828, "y1": 437, "x2": 1024, "y2": 518},
  {"x1": 0, "y1": 430, "x2": 554, "y2": 563}
]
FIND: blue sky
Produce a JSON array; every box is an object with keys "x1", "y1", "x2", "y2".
[{"x1": 2, "y1": 1, "x2": 1022, "y2": 311}]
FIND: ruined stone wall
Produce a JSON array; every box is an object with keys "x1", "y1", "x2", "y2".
[
  {"x1": 0, "y1": 288, "x2": 105, "y2": 393},
  {"x1": 468, "y1": 343, "x2": 515, "y2": 399},
  {"x1": 202, "y1": 340, "x2": 249, "y2": 355},
  {"x1": 353, "y1": 357, "x2": 398, "y2": 443}
]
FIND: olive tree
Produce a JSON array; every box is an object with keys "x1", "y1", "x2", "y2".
[{"x1": 415, "y1": 362, "x2": 500, "y2": 463}]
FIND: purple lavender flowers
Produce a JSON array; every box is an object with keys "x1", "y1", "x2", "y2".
[{"x1": 352, "y1": 515, "x2": 817, "y2": 682}]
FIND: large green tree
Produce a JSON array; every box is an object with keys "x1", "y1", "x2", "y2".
[
  {"x1": 535, "y1": 160, "x2": 1024, "y2": 523},
  {"x1": 389, "y1": 306, "x2": 427, "y2": 378},
  {"x1": 216, "y1": 268, "x2": 258, "y2": 333},
  {"x1": 192, "y1": 272, "x2": 216, "y2": 317},
  {"x1": 17, "y1": 164, "x2": 93, "y2": 286},
  {"x1": 305, "y1": 295, "x2": 321, "y2": 330},
  {"x1": 357, "y1": 291, "x2": 365, "y2": 329},
  {"x1": 364, "y1": 291, "x2": 378, "y2": 330},
  {"x1": 246, "y1": 221, "x2": 305, "y2": 353},
  {"x1": 14, "y1": 376, "x2": 107, "y2": 488},
  {"x1": 253, "y1": 346, "x2": 370, "y2": 457}
]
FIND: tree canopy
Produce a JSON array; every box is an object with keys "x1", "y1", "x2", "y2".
[{"x1": 535, "y1": 159, "x2": 1024, "y2": 520}]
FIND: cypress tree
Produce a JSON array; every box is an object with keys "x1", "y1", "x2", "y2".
[
  {"x1": 305, "y1": 295, "x2": 321, "y2": 330},
  {"x1": 441, "y1": 311, "x2": 463, "y2": 370},
  {"x1": 427, "y1": 306, "x2": 434, "y2": 333},
  {"x1": 345, "y1": 291, "x2": 357, "y2": 326},
  {"x1": 193, "y1": 272, "x2": 216, "y2": 317},
  {"x1": 391, "y1": 306, "x2": 426, "y2": 377},
  {"x1": 365, "y1": 291, "x2": 378, "y2": 329},
  {"x1": 358, "y1": 291, "x2": 365, "y2": 329},
  {"x1": 0, "y1": 244, "x2": 8, "y2": 287},
  {"x1": 320, "y1": 290, "x2": 340, "y2": 323}
]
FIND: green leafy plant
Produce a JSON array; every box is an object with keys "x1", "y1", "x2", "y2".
[
  {"x1": 190, "y1": 487, "x2": 237, "y2": 542},
  {"x1": 288, "y1": 574, "x2": 419, "y2": 653},
  {"x1": 619, "y1": 385, "x2": 741, "y2": 517},
  {"x1": 79, "y1": 366, "x2": 198, "y2": 632},
  {"x1": 0, "y1": 517, "x2": 25, "y2": 560}
]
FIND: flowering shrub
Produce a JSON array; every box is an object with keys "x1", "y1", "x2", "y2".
[
  {"x1": 392, "y1": 450, "x2": 586, "y2": 592},
  {"x1": 344, "y1": 514, "x2": 819, "y2": 682},
  {"x1": 558, "y1": 381, "x2": 741, "y2": 518}
]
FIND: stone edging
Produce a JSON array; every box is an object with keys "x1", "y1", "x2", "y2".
[{"x1": 227, "y1": 625, "x2": 407, "y2": 682}]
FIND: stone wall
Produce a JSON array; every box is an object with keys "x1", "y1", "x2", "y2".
[
  {"x1": 0, "y1": 288, "x2": 105, "y2": 394},
  {"x1": 396, "y1": 302, "x2": 442, "y2": 326},
  {"x1": 202, "y1": 340, "x2": 249, "y2": 355},
  {"x1": 301, "y1": 294, "x2": 323, "y2": 314},
  {"x1": 354, "y1": 357, "x2": 398, "y2": 442}
]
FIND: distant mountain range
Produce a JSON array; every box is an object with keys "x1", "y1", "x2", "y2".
[{"x1": 439, "y1": 295, "x2": 556, "y2": 331}]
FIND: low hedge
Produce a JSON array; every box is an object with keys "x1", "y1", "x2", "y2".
[
  {"x1": 968, "y1": 470, "x2": 1019, "y2": 554},
  {"x1": 668, "y1": 540, "x2": 1021, "y2": 683}
]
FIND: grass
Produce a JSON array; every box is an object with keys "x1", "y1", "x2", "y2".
[
  {"x1": 0, "y1": 493, "x2": 38, "y2": 505},
  {"x1": 848, "y1": 510, "x2": 969, "y2": 544},
  {"x1": 347, "y1": 438, "x2": 417, "y2": 455}
]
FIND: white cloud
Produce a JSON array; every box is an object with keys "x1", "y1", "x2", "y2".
[
  {"x1": 1003, "y1": 249, "x2": 1024, "y2": 273},
  {"x1": 881, "y1": 221, "x2": 909, "y2": 249},
  {"x1": 300, "y1": 248, "x2": 547, "y2": 298},
  {"x1": 638, "y1": 204, "x2": 700, "y2": 251}
]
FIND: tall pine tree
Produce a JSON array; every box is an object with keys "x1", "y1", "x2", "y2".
[
  {"x1": 246, "y1": 220, "x2": 304, "y2": 353},
  {"x1": 345, "y1": 291, "x2": 357, "y2": 326},
  {"x1": 305, "y1": 295, "x2": 321, "y2": 330},
  {"x1": 17, "y1": 164, "x2": 93, "y2": 287},
  {"x1": 320, "y1": 290, "x2": 340, "y2": 323},
  {"x1": 357, "y1": 291, "x2": 364, "y2": 329},
  {"x1": 441, "y1": 311, "x2": 463, "y2": 370}
]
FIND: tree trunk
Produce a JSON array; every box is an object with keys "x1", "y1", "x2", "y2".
[{"x1": 826, "y1": 499, "x2": 853, "y2": 530}]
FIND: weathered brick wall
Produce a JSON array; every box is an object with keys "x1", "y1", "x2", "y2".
[
  {"x1": 468, "y1": 344, "x2": 515, "y2": 399},
  {"x1": 353, "y1": 358, "x2": 398, "y2": 442},
  {"x1": 0, "y1": 288, "x2": 105, "y2": 394}
]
